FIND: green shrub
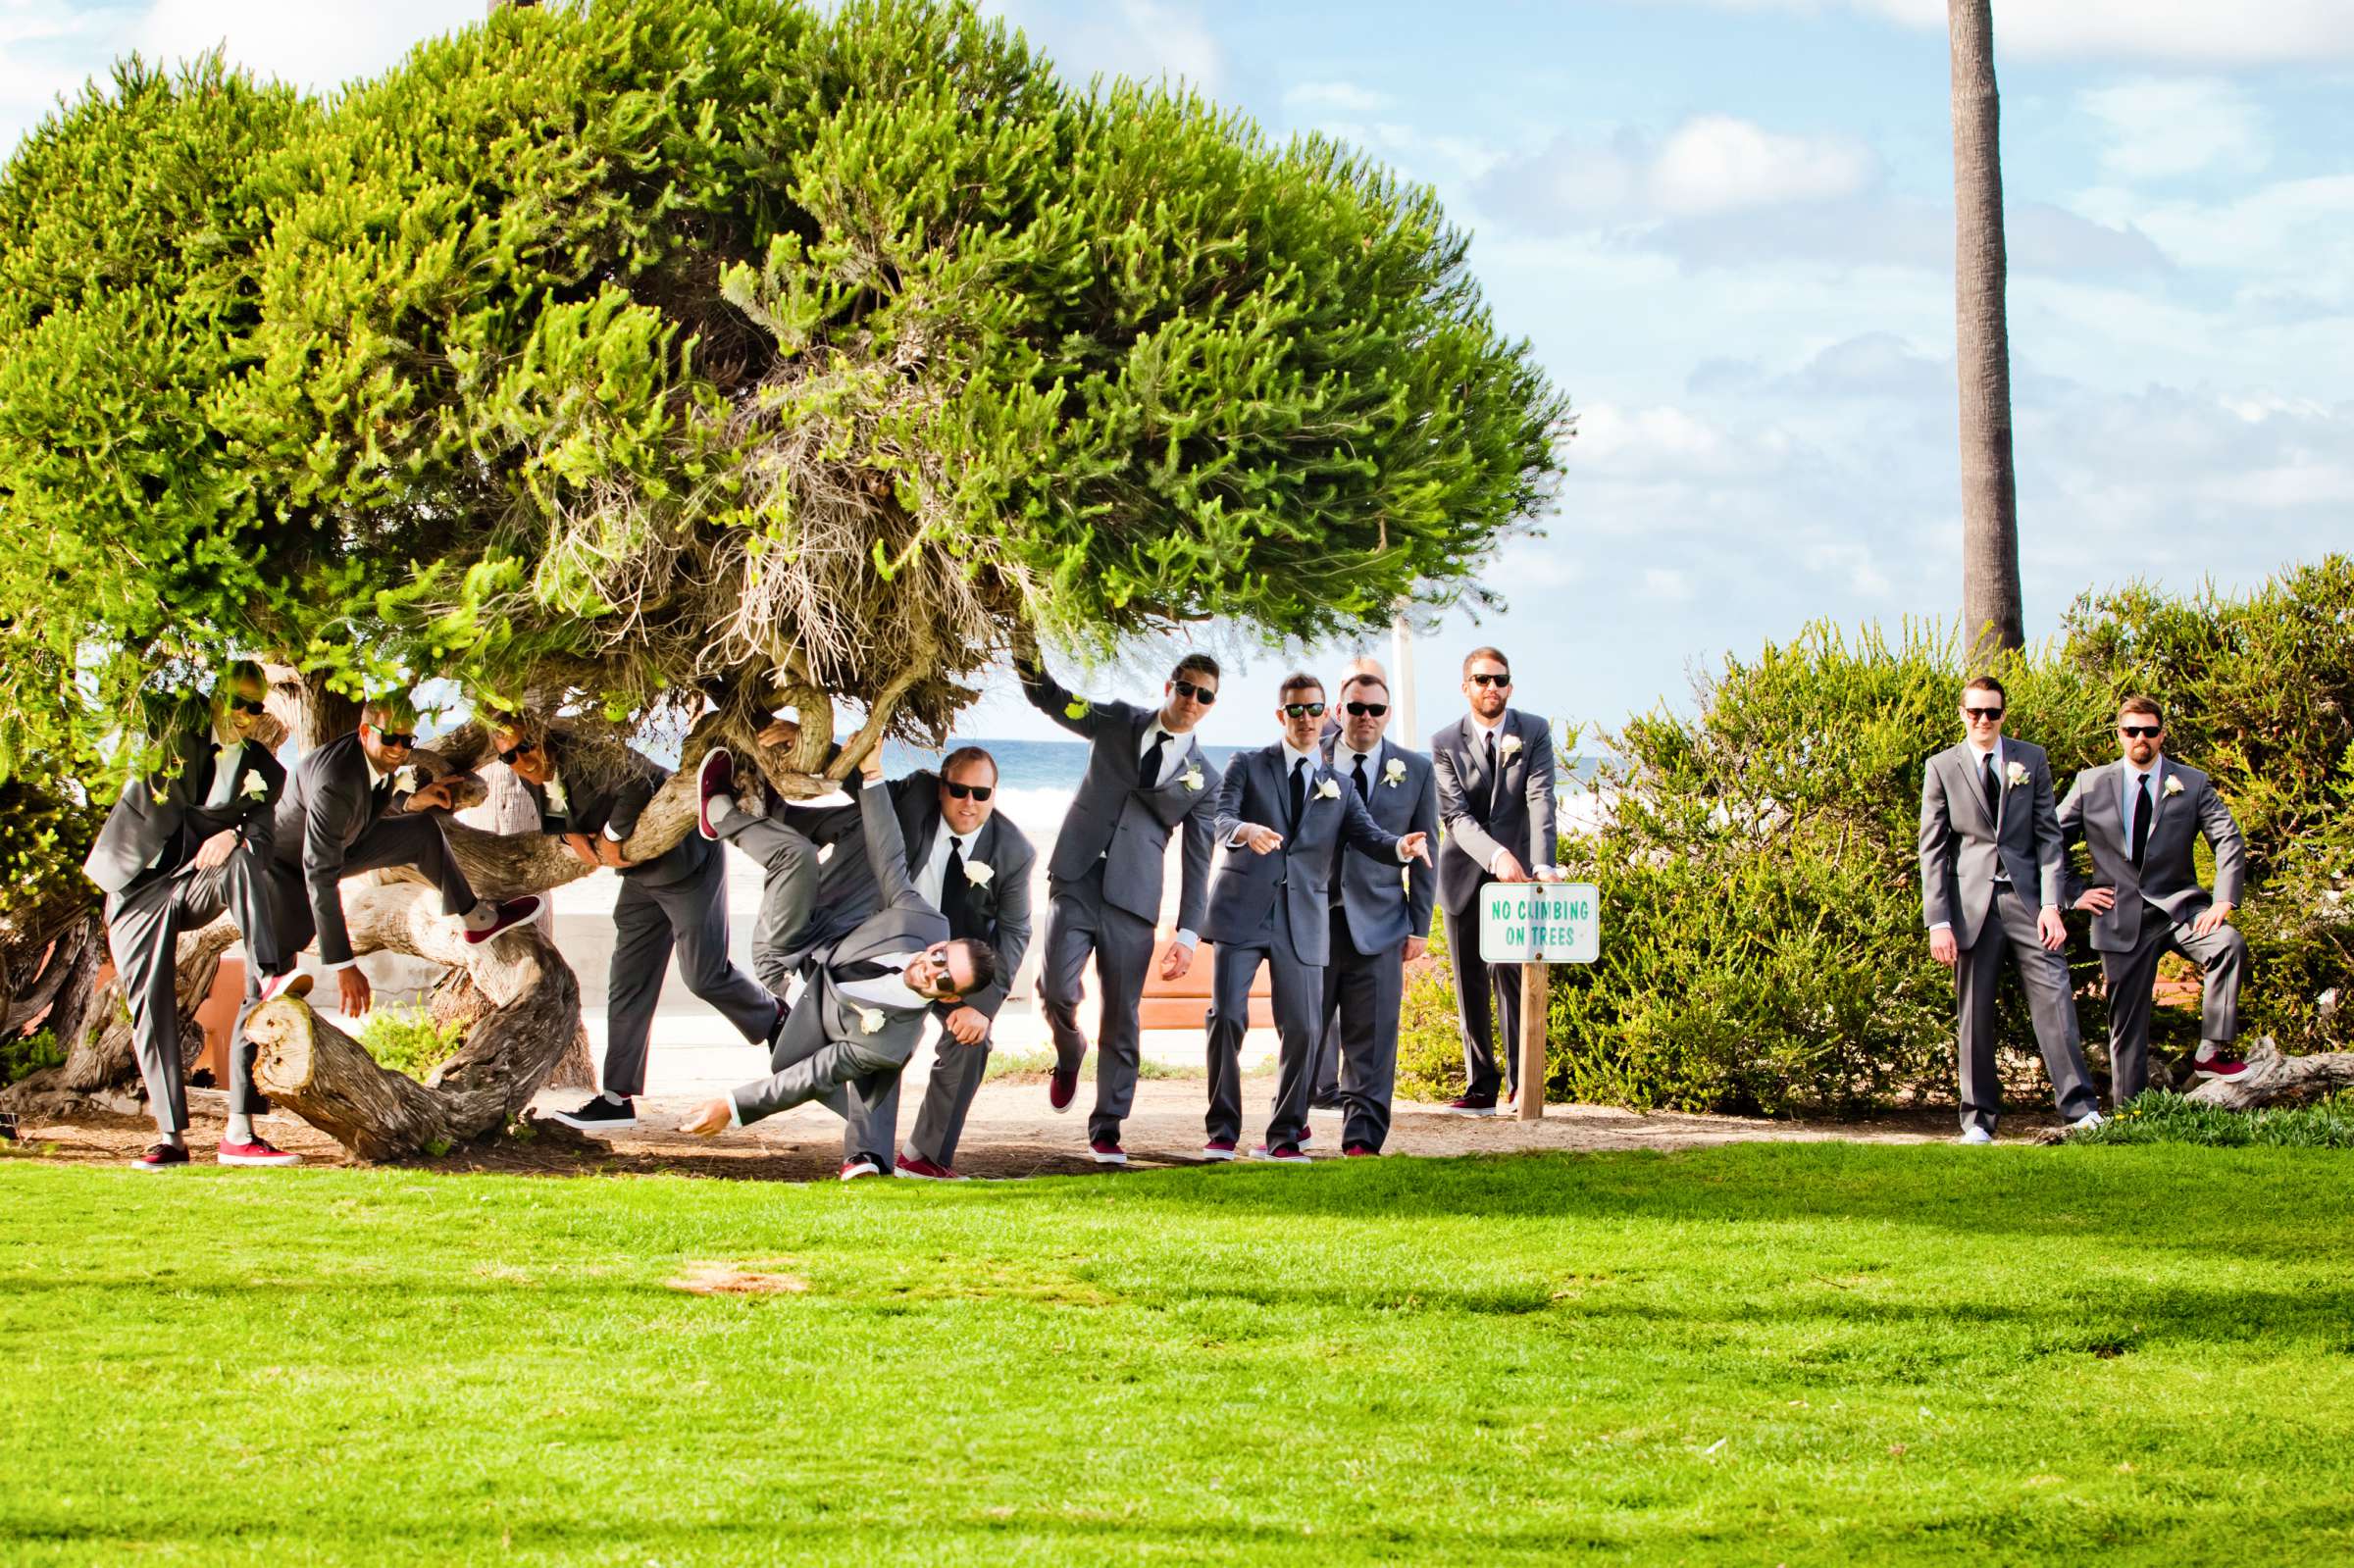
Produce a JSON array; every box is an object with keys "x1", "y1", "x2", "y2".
[
  {"x1": 358, "y1": 1007, "x2": 467, "y2": 1082},
  {"x1": 1, "y1": 1028, "x2": 63, "y2": 1087},
  {"x1": 2075, "y1": 1090, "x2": 2354, "y2": 1148}
]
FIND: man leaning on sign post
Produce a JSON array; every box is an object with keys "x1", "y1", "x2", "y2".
[{"x1": 1429, "y1": 647, "x2": 1558, "y2": 1115}]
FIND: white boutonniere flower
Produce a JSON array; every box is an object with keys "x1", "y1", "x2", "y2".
[
  {"x1": 964, "y1": 859, "x2": 994, "y2": 886},
  {"x1": 1315, "y1": 778, "x2": 1341, "y2": 801},
  {"x1": 241, "y1": 770, "x2": 269, "y2": 799},
  {"x1": 2163, "y1": 776, "x2": 2184, "y2": 797},
  {"x1": 1383, "y1": 758, "x2": 1407, "y2": 788},
  {"x1": 1499, "y1": 733, "x2": 1523, "y2": 760},
  {"x1": 393, "y1": 765, "x2": 419, "y2": 792},
  {"x1": 1181, "y1": 766, "x2": 1204, "y2": 792},
  {"x1": 544, "y1": 776, "x2": 569, "y2": 812},
  {"x1": 858, "y1": 1007, "x2": 886, "y2": 1036},
  {"x1": 2004, "y1": 760, "x2": 2028, "y2": 790}
]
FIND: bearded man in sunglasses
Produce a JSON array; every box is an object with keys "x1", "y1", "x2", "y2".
[
  {"x1": 2057, "y1": 694, "x2": 2251, "y2": 1102},
  {"x1": 1919, "y1": 674, "x2": 2100, "y2": 1141},
  {"x1": 1429, "y1": 647, "x2": 1559, "y2": 1113},
  {"x1": 84, "y1": 662, "x2": 312, "y2": 1169},
  {"x1": 263, "y1": 689, "x2": 539, "y2": 1031}
]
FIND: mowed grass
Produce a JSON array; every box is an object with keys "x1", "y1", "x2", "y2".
[{"x1": 4, "y1": 1144, "x2": 2353, "y2": 1565}]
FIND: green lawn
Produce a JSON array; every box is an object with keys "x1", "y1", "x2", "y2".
[{"x1": 4, "y1": 1144, "x2": 2352, "y2": 1565}]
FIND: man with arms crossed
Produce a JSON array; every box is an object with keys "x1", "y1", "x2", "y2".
[
  {"x1": 1203, "y1": 673, "x2": 1426, "y2": 1163},
  {"x1": 84, "y1": 663, "x2": 310, "y2": 1169},
  {"x1": 1919, "y1": 675, "x2": 2102, "y2": 1141},
  {"x1": 1429, "y1": 647, "x2": 1558, "y2": 1114},
  {"x1": 1019, "y1": 648, "x2": 1223, "y2": 1166},
  {"x1": 1319, "y1": 671, "x2": 1439, "y2": 1155},
  {"x1": 2058, "y1": 694, "x2": 2251, "y2": 1102}
]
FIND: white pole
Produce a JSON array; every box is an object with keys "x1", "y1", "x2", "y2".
[{"x1": 1390, "y1": 608, "x2": 1417, "y2": 741}]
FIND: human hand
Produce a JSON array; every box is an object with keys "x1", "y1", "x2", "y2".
[
  {"x1": 1159, "y1": 941, "x2": 1193, "y2": 982},
  {"x1": 857, "y1": 748, "x2": 884, "y2": 784},
  {"x1": 679, "y1": 1097, "x2": 733, "y2": 1137},
  {"x1": 2075, "y1": 886, "x2": 2116, "y2": 914},
  {"x1": 2193, "y1": 901, "x2": 2234, "y2": 937},
  {"x1": 405, "y1": 778, "x2": 458, "y2": 813},
  {"x1": 1492, "y1": 851, "x2": 1529, "y2": 884},
  {"x1": 1397, "y1": 832, "x2": 1430, "y2": 864},
  {"x1": 1404, "y1": 936, "x2": 1427, "y2": 964},
  {"x1": 2038, "y1": 907, "x2": 2068, "y2": 951},
  {"x1": 192, "y1": 829, "x2": 239, "y2": 871},
  {"x1": 755, "y1": 719, "x2": 796, "y2": 750},
  {"x1": 1245, "y1": 825, "x2": 1284, "y2": 855},
  {"x1": 337, "y1": 966, "x2": 373, "y2": 1017},
  {"x1": 1928, "y1": 928, "x2": 1958, "y2": 967},
  {"x1": 561, "y1": 833, "x2": 601, "y2": 870},
  {"x1": 944, "y1": 1005, "x2": 990, "y2": 1046},
  {"x1": 597, "y1": 835, "x2": 637, "y2": 870}
]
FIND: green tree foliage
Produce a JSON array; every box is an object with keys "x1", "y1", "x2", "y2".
[{"x1": 0, "y1": 0, "x2": 1565, "y2": 778}]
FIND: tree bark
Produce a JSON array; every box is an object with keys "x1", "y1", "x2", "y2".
[
  {"x1": 2184, "y1": 1037, "x2": 2354, "y2": 1110},
  {"x1": 1949, "y1": 0, "x2": 2024, "y2": 659}
]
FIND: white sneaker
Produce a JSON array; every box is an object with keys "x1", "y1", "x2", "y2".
[
  {"x1": 2067, "y1": 1110, "x2": 2106, "y2": 1134},
  {"x1": 1959, "y1": 1126, "x2": 1994, "y2": 1145}
]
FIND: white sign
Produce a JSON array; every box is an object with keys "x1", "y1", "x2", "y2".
[{"x1": 1478, "y1": 881, "x2": 1600, "y2": 965}]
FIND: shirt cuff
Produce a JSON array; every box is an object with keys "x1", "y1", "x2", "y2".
[
  {"x1": 727, "y1": 1094, "x2": 743, "y2": 1131},
  {"x1": 1173, "y1": 930, "x2": 1200, "y2": 950},
  {"x1": 1395, "y1": 841, "x2": 1415, "y2": 862},
  {"x1": 330, "y1": 957, "x2": 361, "y2": 973},
  {"x1": 863, "y1": 776, "x2": 888, "y2": 791},
  {"x1": 602, "y1": 825, "x2": 626, "y2": 842},
  {"x1": 1928, "y1": 923, "x2": 1952, "y2": 934},
  {"x1": 1228, "y1": 827, "x2": 1253, "y2": 848},
  {"x1": 1488, "y1": 847, "x2": 1512, "y2": 874}
]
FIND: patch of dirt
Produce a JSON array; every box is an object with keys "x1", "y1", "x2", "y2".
[{"x1": 666, "y1": 1260, "x2": 810, "y2": 1296}]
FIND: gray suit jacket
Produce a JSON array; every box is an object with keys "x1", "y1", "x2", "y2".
[
  {"x1": 84, "y1": 730, "x2": 283, "y2": 895},
  {"x1": 521, "y1": 733, "x2": 708, "y2": 889},
  {"x1": 1918, "y1": 737, "x2": 2066, "y2": 947},
  {"x1": 2058, "y1": 757, "x2": 2246, "y2": 952},
  {"x1": 1203, "y1": 743, "x2": 1401, "y2": 966},
  {"x1": 1322, "y1": 736, "x2": 1440, "y2": 954},
  {"x1": 1020, "y1": 661, "x2": 1220, "y2": 929},
  {"x1": 272, "y1": 730, "x2": 404, "y2": 966},
  {"x1": 802, "y1": 782, "x2": 954, "y2": 1062},
  {"x1": 1430, "y1": 709, "x2": 1559, "y2": 914}
]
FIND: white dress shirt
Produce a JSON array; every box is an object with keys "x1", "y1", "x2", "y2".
[
  {"x1": 1465, "y1": 713, "x2": 1521, "y2": 875},
  {"x1": 915, "y1": 820, "x2": 982, "y2": 913},
  {"x1": 202, "y1": 738, "x2": 247, "y2": 809},
  {"x1": 835, "y1": 954, "x2": 930, "y2": 1013},
  {"x1": 1138, "y1": 719, "x2": 1191, "y2": 785}
]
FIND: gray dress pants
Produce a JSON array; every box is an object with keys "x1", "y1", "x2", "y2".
[
  {"x1": 1204, "y1": 907, "x2": 1326, "y2": 1150},
  {"x1": 2100, "y1": 901, "x2": 2247, "y2": 1103},
  {"x1": 1323, "y1": 906, "x2": 1406, "y2": 1152},
  {"x1": 1955, "y1": 885, "x2": 2098, "y2": 1134},
  {"x1": 106, "y1": 846, "x2": 281, "y2": 1133},
  {"x1": 1038, "y1": 863, "x2": 1156, "y2": 1144},
  {"x1": 732, "y1": 987, "x2": 911, "y2": 1129},
  {"x1": 847, "y1": 1021, "x2": 994, "y2": 1169},
  {"x1": 601, "y1": 848, "x2": 780, "y2": 1097},
  {"x1": 713, "y1": 811, "x2": 818, "y2": 999},
  {"x1": 1444, "y1": 903, "x2": 1520, "y2": 1100}
]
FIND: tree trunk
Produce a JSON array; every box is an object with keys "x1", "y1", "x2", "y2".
[
  {"x1": 2184, "y1": 1037, "x2": 2354, "y2": 1110},
  {"x1": 1949, "y1": 0, "x2": 2023, "y2": 660},
  {"x1": 0, "y1": 912, "x2": 103, "y2": 1043}
]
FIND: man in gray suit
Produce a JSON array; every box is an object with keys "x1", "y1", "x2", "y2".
[
  {"x1": 1319, "y1": 672, "x2": 1440, "y2": 1155},
  {"x1": 701, "y1": 706, "x2": 845, "y2": 997},
  {"x1": 680, "y1": 752, "x2": 998, "y2": 1172},
  {"x1": 1203, "y1": 674, "x2": 1426, "y2": 1163},
  {"x1": 477, "y1": 716, "x2": 783, "y2": 1134},
  {"x1": 84, "y1": 662, "x2": 310, "y2": 1170},
  {"x1": 2058, "y1": 694, "x2": 2251, "y2": 1101},
  {"x1": 263, "y1": 691, "x2": 539, "y2": 1021},
  {"x1": 1308, "y1": 656, "x2": 1390, "y2": 1110},
  {"x1": 1429, "y1": 646, "x2": 1558, "y2": 1113},
  {"x1": 1919, "y1": 674, "x2": 2101, "y2": 1142},
  {"x1": 1019, "y1": 649, "x2": 1223, "y2": 1165}
]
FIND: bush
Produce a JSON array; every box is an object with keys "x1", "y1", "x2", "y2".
[
  {"x1": 2074, "y1": 1090, "x2": 2354, "y2": 1148},
  {"x1": 1409, "y1": 557, "x2": 2354, "y2": 1116},
  {"x1": 358, "y1": 1007, "x2": 467, "y2": 1082},
  {"x1": 1, "y1": 1028, "x2": 62, "y2": 1088}
]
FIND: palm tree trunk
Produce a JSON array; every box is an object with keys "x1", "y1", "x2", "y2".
[{"x1": 1949, "y1": 0, "x2": 2024, "y2": 658}]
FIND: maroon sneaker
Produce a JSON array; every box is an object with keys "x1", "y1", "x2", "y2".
[
  {"x1": 697, "y1": 747, "x2": 735, "y2": 840},
  {"x1": 2194, "y1": 1055, "x2": 2249, "y2": 1080},
  {"x1": 131, "y1": 1142, "x2": 189, "y2": 1172},
  {"x1": 1446, "y1": 1094, "x2": 1500, "y2": 1117},
  {"x1": 1343, "y1": 1142, "x2": 1379, "y2": 1158},
  {"x1": 463, "y1": 895, "x2": 542, "y2": 944},
  {"x1": 1048, "y1": 1066, "x2": 1077, "y2": 1113},
  {"x1": 217, "y1": 1138, "x2": 302, "y2": 1168},
  {"x1": 840, "y1": 1154, "x2": 883, "y2": 1181},
  {"x1": 1296, "y1": 1124, "x2": 1315, "y2": 1146},
  {"x1": 256, "y1": 970, "x2": 314, "y2": 1007},
  {"x1": 895, "y1": 1152, "x2": 961, "y2": 1182},
  {"x1": 1201, "y1": 1138, "x2": 1238, "y2": 1162},
  {"x1": 1250, "y1": 1143, "x2": 1309, "y2": 1164},
  {"x1": 1089, "y1": 1138, "x2": 1127, "y2": 1166}
]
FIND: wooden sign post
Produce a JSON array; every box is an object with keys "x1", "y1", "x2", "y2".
[{"x1": 1477, "y1": 880, "x2": 1601, "y2": 1121}]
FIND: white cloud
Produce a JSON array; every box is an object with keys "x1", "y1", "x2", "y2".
[
  {"x1": 1640, "y1": 567, "x2": 1696, "y2": 602},
  {"x1": 1626, "y1": 0, "x2": 2354, "y2": 65},
  {"x1": 987, "y1": 0, "x2": 1224, "y2": 93},
  {"x1": 1283, "y1": 79, "x2": 1391, "y2": 115},
  {"x1": 2080, "y1": 79, "x2": 2269, "y2": 181},
  {"x1": 1650, "y1": 115, "x2": 1875, "y2": 216},
  {"x1": 136, "y1": 0, "x2": 486, "y2": 95}
]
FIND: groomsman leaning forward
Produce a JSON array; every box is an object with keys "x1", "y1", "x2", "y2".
[
  {"x1": 2058, "y1": 694, "x2": 2251, "y2": 1103},
  {"x1": 476, "y1": 715, "x2": 783, "y2": 1135},
  {"x1": 83, "y1": 662, "x2": 312, "y2": 1170},
  {"x1": 1202, "y1": 673, "x2": 1426, "y2": 1164},
  {"x1": 681, "y1": 752, "x2": 998, "y2": 1161},
  {"x1": 1919, "y1": 674, "x2": 2101, "y2": 1142},
  {"x1": 1019, "y1": 649, "x2": 1224, "y2": 1166},
  {"x1": 1319, "y1": 672, "x2": 1439, "y2": 1155},
  {"x1": 1429, "y1": 647, "x2": 1558, "y2": 1114}
]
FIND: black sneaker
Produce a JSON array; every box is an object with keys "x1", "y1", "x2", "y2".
[{"x1": 547, "y1": 1094, "x2": 638, "y2": 1132}]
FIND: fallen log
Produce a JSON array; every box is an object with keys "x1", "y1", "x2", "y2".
[{"x1": 2184, "y1": 1037, "x2": 2354, "y2": 1111}]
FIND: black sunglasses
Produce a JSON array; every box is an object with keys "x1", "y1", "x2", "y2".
[
  {"x1": 944, "y1": 781, "x2": 994, "y2": 801},
  {"x1": 372, "y1": 729, "x2": 418, "y2": 749},
  {"x1": 1964, "y1": 707, "x2": 2004, "y2": 721},
  {"x1": 226, "y1": 696, "x2": 268, "y2": 717},
  {"x1": 1172, "y1": 679, "x2": 1217, "y2": 705},
  {"x1": 1344, "y1": 701, "x2": 1388, "y2": 718},
  {"x1": 1282, "y1": 702, "x2": 1327, "y2": 719},
  {"x1": 2119, "y1": 725, "x2": 2162, "y2": 738},
  {"x1": 1469, "y1": 672, "x2": 1510, "y2": 687},
  {"x1": 497, "y1": 740, "x2": 539, "y2": 765}
]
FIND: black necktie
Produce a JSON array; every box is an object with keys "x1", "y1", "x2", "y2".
[
  {"x1": 1351, "y1": 752, "x2": 1370, "y2": 801},
  {"x1": 2130, "y1": 773, "x2": 2153, "y2": 869},
  {"x1": 1139, "y1": 729, "x2": 1167, "y2": 787},
  {"x1": 943, "y1": 837, "x2": 978, "y2": 938},
  {"x1": 371, "y1": 775, "x2": 392, "y2": 817},
  {"x1": 1981, "y1": 754, "x2": 2001, "y2": 824},
  {"x1": 1485, "y1": 730, "x2": 1503, "y2": 812},
  {"x1": 831, "y1": 956, "x2": 899, "y2": 986},
  {"x1": 1288, "y1": 757, "x2": 1307, "y2": 833}
]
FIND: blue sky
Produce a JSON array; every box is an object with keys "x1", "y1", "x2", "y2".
[{"x1": 5, "y1": 0, "x2": 2349, "y2": 748}]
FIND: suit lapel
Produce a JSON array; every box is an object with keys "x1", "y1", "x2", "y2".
[{"x1": 1951, "y1": 746, "x2": 1997, "y2": 836}]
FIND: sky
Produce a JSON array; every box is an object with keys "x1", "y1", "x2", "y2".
[{"x1": 4, "y1": 0, "x2": 2349, "y2": 750}]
